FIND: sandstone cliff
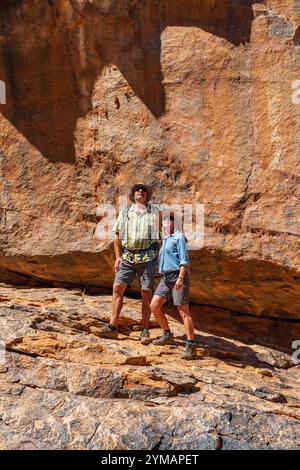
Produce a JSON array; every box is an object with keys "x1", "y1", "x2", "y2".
[{"x1": 0, "y1": 0, "x2": 299, "y2": 319}]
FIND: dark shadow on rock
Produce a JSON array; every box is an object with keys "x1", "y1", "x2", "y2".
[
  {"x1": 175, "y1": 332, "x2": 276, "y2": 369},
  {"x1": 0, "y1": 0, "x2": 258, "y2": 162},
  {"x1": 164, "y1": 302, "x2": 300, "y2": 361},
  {"x1": 159, "y1": 0, "x2": 258, "y2": 46},
  {"x1": 195, "y1": 334, "x2": 269, "y2": 368}
]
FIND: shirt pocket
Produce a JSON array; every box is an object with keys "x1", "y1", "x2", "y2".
[{"x1": 170, "y1": 239, "x2": 179, "y2": 255}]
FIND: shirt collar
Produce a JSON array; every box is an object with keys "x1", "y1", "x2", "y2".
[
  {"x1": 132, "y1": 203, "x2": 150, "y2": 215},
  {"x1": 162, "y1": 230, "x2": 179, "y2": 240}
]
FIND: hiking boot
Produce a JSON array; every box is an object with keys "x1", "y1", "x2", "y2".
[
  {"x1": 139, "y1": 328, "x2": 151, "y2": 345},
  {"x1": 181, "y1": 342, "x2": 197, "y2": 360},
  {"x1": 96, "y1": 323, "x2": 118, "y2": 339},
  {"x1": 152, "y1": 331, "x2": 175, "y2": 346}
]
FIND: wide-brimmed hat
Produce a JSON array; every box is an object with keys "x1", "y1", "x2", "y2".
[{"x1": 129, "y1": 183, "x2": 153, "y2": 203}]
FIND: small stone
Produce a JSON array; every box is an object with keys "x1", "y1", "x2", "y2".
[
  {"x1": 132, "y1": 325, "x2": 143, "y2": 331},
  {"x1": 255, "y1": 368, "x2": 273, "y2": 378},
  {"x1": 254, "y1": 387, "x2": 286, "y2": 403}
]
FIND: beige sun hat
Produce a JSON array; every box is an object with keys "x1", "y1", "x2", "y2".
[{"x1": 129, "y1": 182, "x2": 153, "y2": 203}]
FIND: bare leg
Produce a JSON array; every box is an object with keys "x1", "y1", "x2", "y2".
[
  {"x1": 111, "y1": 283, "x2": 127, "y2": 327},
  {"x1": 150, "y1": 295, "x2": 168, "y2": 330},
  {"x1": 177, "y1": 304, "x2": 194, "y2": 340},
  {"x1": 141, "y1": 289, "x2": 153, "y2": 330}
]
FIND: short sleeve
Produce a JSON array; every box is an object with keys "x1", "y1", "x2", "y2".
[
  {"x1": 176, "y1": 233, "x2": 190, "y2": 265},
  {"x1": 113, "y1": 208, "x2": 127, "y2": 234}
]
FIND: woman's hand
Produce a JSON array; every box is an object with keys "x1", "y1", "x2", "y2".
[
  {"x1": 175, "y1": 277, "x2": 184, "y2": 290},
  {"x1": 114, "y1": 257, "x2": 122, "y2": 273}
]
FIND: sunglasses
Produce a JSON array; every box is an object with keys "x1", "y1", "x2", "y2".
[{"x1": 135, "y1": 187, "x2": 147, "y2": 192}]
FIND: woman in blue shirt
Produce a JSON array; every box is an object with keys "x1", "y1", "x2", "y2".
[{"x1": 150, "y1": 212, "x2": 196, "y2": 360}]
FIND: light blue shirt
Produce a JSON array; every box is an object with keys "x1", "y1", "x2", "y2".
[{"x1": 158, "y1": 231, "x2": 190, "y2": 273}]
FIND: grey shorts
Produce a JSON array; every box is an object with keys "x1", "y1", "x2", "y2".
[
  {"x1": 154, "y1": 270, "x2": 190, "y2": 305},
  {"x1": 114, "y1": 257, "x2": 156, "y2": 291}
]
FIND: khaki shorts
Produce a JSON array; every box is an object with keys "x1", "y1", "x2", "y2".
[
  {"x1": 154, "y1": 270, "x2": 190, "y2": 305},
  {"x1": 114, "y1": 258, "x2": 156, "y2": 291}
]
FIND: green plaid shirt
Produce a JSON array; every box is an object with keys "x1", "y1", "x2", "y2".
[{"x1": 113, "y1": 204, "x2": 160, "y2": 263}]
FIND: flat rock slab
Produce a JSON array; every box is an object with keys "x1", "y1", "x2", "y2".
[{"x1": 0, "y1": 286, "x2": 299, "y2": 449}]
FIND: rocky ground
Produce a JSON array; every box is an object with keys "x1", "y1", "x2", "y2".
[{"x1": 0, "y1": 283, "x2": 299, "y2": 450}]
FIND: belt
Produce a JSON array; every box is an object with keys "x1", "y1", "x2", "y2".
[{"x1": 162, "y1": 270, "x2": 180, "y2": 276}]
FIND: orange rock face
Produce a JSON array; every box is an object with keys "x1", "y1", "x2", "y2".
[{"x1": 0, "y1": 1, "x2": 299, "y2": 318}]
